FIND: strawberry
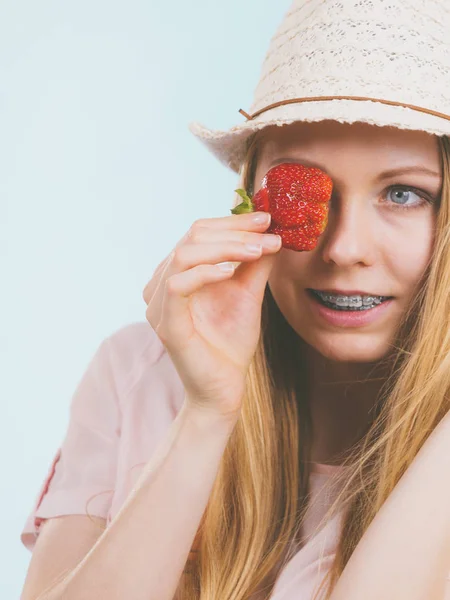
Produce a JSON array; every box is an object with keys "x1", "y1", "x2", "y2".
[{"x1": 231, "y1": 163, "x2": 333, "y2": 251}]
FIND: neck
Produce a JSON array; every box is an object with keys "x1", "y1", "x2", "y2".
[{"x1": 303, "y1": 344, "x2": 390, "y2": 466}]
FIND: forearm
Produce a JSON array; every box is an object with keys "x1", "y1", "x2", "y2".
[
  {"x1": 42, "y1": 400, "x2": 238, "y2": 600},
  {"x1": 329, "y1": 412, "x2": 450, "y2": 600}
]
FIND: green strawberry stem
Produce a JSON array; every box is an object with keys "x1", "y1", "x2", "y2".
[{"x1": 230, "y1": 189, "x2": 255, "y2": 214}]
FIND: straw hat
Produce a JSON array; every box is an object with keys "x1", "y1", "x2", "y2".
[{"x1": 189, "y1": 0, "x2": 450, "y2": 174}]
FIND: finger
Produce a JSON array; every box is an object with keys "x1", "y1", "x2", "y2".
[
  {"x1": 156, "y1": 263, "x2": 236, "y2": 347},
  {"x1": 143, "y1": 254, "x2": 171, "y2": 305},
  {"x1": 190, "y1": 211, "x2": 271, "y2": 232},
  {"x1": 146, "y1": 239, "x2": 275, "y2": 331},
  {"x1": 184, "y1": 226, "x2": 281, "y2": 248},
  {"x1": 145, "y1": 257, "x2": 174, "y2": 333},
  {"x1": 233, "y1": 251, "x2": 279, "y2": 304},
  {"x1": 167, "y1": 239, "x2": 282, "y2": 274},
  {"x1": 144, "y1": 213, "x2": 271, "y2": 304}
]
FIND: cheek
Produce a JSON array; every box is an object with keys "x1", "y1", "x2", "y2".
[
  {"x1": 270, "y1": 249, "x2": 312, "y2": 281},
  {"x1": 267, "y1": 251, "x2": 312, "y2": 316},
  {"x1": 385, "y1": 215, "x2": 435, "y2": 287}
]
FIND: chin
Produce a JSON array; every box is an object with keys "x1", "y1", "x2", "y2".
[{"x1": 300, "y1": 329, "x2": 394, "y2": 363}]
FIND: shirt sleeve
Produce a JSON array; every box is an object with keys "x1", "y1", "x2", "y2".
[{"x1": 20, "y1": 334, "x2": 121, "y2": 552}]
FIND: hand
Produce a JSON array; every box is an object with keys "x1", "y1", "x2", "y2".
[{"x1": 143, "y1": 212, "x2": 282, "y2": 419}]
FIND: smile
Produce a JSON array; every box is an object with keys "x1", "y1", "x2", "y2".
[
  {"x1": 306, "y1": 289, "x2": 395, "y2": 328},
  {"x1": 310, "y1": 289, "x2": 392, "y2": 311}
]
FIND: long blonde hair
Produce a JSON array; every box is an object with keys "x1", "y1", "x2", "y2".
[{"x1": 175, "y1": 128, "x2": 450, "y2": 599}]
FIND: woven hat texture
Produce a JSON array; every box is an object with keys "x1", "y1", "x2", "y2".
[{"x1": 189, "y1": 0, "x2": 450, "y2": 174}]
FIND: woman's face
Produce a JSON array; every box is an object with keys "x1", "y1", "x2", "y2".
[{"x1": 254, "y1": 121, "x2": 442, "y2": 362}]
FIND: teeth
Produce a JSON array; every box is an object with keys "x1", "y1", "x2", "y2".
[
  {"x1": 314, "y1": 290, "x2": 386, "y2": 308},
  {"x1": 337, "y1": 295, "x2": 355, "y2": 307}
]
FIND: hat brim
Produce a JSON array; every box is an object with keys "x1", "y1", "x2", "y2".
[{"x1": 189, "y1": 98, "x2": 450, "y2": 174}]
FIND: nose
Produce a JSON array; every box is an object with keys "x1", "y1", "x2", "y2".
[{"x1": 319, "y1": 194, "x2": 376, "y2": 267}]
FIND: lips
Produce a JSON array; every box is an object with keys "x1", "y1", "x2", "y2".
[{"x1": 307, "y1": 292, "x2": 395, "y2": 327}]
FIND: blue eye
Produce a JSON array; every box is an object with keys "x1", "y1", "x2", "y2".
[
  {"x1": 388, "y1": 187, "x2": 419, "y2": 206},
  {"x1": 385, "y1": 185, "x2": 432, "y2": 210}
]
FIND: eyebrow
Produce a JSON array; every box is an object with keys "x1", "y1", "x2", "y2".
[{"x1": 268, "y1": 158, "x2": 441, "y2": 182}]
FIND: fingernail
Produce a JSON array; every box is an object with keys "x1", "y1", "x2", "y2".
[
  {"x1": 217, "y1": 262, "x2": 235, "y2": 272},
  {"x1": 252, "y1": 212, "x2": 270, "y2": 224},
  {"x1": 265, "y1": 235, "x2": 282, "y2": 248}
]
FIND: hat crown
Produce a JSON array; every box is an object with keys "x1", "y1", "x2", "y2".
[
  {"x1": 189, "y1": 0, "x2": 450, "y2": 173},
  {"x1": 251, "y1": 0, "x2": 450, "y2": 116}
]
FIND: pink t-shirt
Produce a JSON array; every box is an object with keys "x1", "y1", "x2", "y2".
[{"x1": 20, "y1": 321, "x2": 350, "y2": 599}]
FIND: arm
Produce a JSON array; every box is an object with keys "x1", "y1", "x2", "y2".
[
  {"x1": 38, "y1": 400, "x2": 237, "y2": 600},
  {"x1": 329, "y1": 412, "x2": 450, "y2": 600}
]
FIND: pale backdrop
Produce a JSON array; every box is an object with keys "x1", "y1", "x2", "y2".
[{"x1": 2, "y1": 0, "x2": 292, "y2": 596}]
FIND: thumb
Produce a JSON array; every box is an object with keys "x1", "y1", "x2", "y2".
[{"x1": 233, "y1": 252, "x2": 278, "y2": 301}]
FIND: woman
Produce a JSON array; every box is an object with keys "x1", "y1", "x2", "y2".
[{"x1": 20, "y1": 0, "x2": 450, "y2": 599}]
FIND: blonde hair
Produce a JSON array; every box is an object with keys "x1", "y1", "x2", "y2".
[{"x1": 85, "y1": 128, "x2": 450, "y2": 600}]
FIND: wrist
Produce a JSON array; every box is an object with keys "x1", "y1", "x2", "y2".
[{"x1": 181, "y1": 399, "x2": 240, "y2": 434}]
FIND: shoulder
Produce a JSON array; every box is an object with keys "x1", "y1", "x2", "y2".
[
  {"x1": 106, "y1": 321, "x2": 164, "y2": 365},
  {"x1": 104, "y1": 321, "x2": 165, "y2": 384},
  {"x1": 102, "y1": 321, "x2": 181, "y2": 408}
]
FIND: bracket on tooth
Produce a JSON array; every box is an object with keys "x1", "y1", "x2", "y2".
[{"x1": 316, "y1": 291, "x2": 384, "y2": 309}]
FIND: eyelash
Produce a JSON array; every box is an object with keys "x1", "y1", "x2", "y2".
[{"x1": 383, "y1": 185, "x2": 437, "y2": 211}]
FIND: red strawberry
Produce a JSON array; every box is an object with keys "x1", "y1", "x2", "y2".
[{"x1": 231, "y1": 163, "x2": 333, "y2": 251}]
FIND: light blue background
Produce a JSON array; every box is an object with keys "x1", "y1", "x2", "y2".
[{"x1": 3, "y1": 0, "x2": 292, "y2": 596}]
